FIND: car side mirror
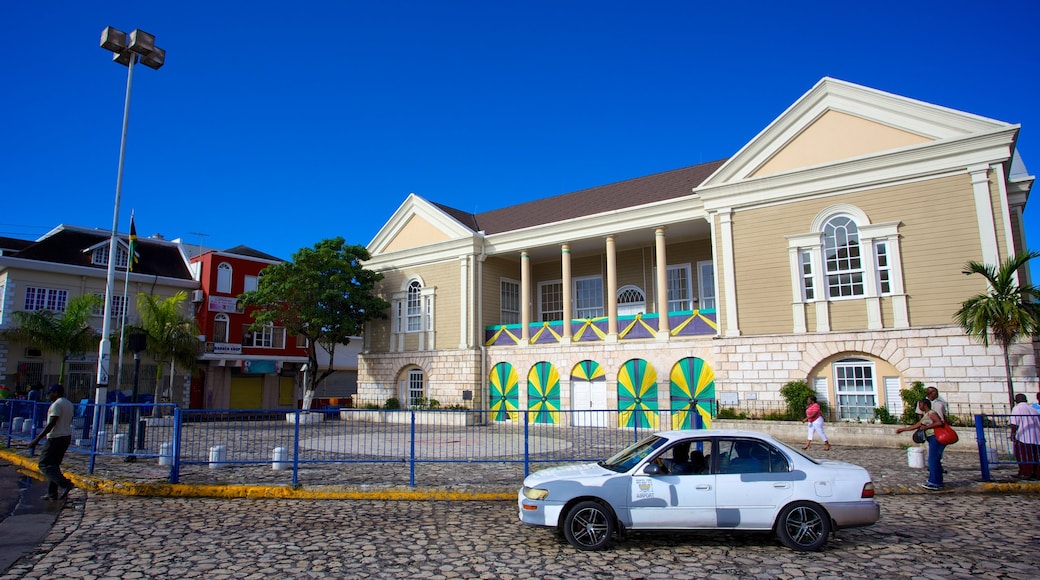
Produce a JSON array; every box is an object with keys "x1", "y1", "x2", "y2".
[{"x1": 643, "y1": 463, "x2": 664, "y2": 475}]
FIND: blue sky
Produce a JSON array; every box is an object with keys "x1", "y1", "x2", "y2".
[{"x1": 2, "y1": 1, "x2": 1039, "y2": 264}]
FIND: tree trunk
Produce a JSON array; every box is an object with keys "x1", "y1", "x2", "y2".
[
  {"x1": 302, "y1": 389, "x2": 316, "y2": 412},
  {"x1": 1002, "y1": 342, "x2": 1016, "y2": 410}
]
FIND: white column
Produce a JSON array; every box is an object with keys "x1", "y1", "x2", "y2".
[
  {"x1": 459, "y1": 255, "x2": 469, "y2": 349},
  {"x1": 606, "y1": 235, "x2": 618, "y2": 341},
  {"x1": 718, "y1": 210, "x2": 740, "y2": 337},
  {"x1": 520, "y1": 251, "x2": 531, "y2": 346},
  {"x1": 654, "y1": 228, "x2": 670, "y2": 339},
  {"x1": 969, "y1": 164, "x2": 1001, "y2": 266},
  {"x1": 561, "y1": 243, "x2": 572, "y2": 342}
]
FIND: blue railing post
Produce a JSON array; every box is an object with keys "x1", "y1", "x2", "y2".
[
  {"x1": 292, "y1": 409, "x2": 302, "y2": 487},
  {"x1": 409, "y1": 411, "x2": 417, "y2": 487},
  {"x1": 523, "y1": 409, "x2": 530, "y2": 477},
  {"x1": 169, "y1": 407, "x2": 183, "y2": 484},
  {"x1": 975, "y1": 414, "x2": 992, "y2": 482}
]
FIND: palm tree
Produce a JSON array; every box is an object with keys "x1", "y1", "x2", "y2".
[
  {"x1": 130, "y1": 291, "x2": 199, "y2": 416},
  {"x1": 1, "y1": 294, "x2": 102, "y2": 390},
  {"x1": 954, "y1": 251, "x2": 1040, "y2": 409}
]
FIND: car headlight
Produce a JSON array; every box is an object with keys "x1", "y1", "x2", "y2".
[{"x1": 522, "y1": 486, "x2": 549, "y2": 500}]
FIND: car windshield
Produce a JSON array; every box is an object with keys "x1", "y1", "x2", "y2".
[{"x1": 599, "y1": 435, "x2": 668, "y2": 473}]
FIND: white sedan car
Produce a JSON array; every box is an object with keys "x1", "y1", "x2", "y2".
[{"x1": 518, "y1": 429, "x2": 880, "y2": 551}]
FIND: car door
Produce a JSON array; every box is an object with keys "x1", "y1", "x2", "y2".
[
  {"x1": 713, "y1": 438, "x2": 793, "y2": 529},
  {"x1": 627, "y1": 438, "x2": 717, "y2": 528}
]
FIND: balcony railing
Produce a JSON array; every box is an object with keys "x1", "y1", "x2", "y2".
[{"x1": 484, "y1": 309, "x2": 717, "y2": 346}]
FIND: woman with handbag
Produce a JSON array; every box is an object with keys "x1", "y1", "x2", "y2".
[{"x1": 896, "y1": 399, "x2": 948, "y2": 491}]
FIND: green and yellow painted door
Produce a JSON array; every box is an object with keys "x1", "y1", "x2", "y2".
[
  {"x1": 669, "y1": 357, "x2": 715, "y2": 429},
  {"x1": 489, "y1": 362, "x2": 519, "y2": 422},
  {"x1": 527, "y1": 362, "x2": 560, "y2": 425},
  {"x1": 617, "y1": 358, "x2": 658, "y2": 429}
]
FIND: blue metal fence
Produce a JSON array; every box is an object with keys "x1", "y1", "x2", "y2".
[{"x1": 6, "y1": 401, "x2": 1034, "y2": 487}]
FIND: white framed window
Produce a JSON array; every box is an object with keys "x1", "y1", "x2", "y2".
[
  {"x1": 24, "y1": 287, "x2": 68, "y2": 312},
  {"x1": 407, "y1": 369, "x2": 425, "y2": 407},
  {"x1": 666, "y1": 264, "x2": 693, "y2": 311},
  {"x1": 217, "y1": 262, "x2": 233, "y2": 294},
  {"x1": 243, "y1": 275, "x2": 259, "y2": 293},
  {"x1": 538, "y1": 280, "x2": 563, "y2": 321},
  {"x1": 823, "y1": 216, "x2": 864, "y2": 298},
  {"x1": 875, "y1": 242, "x2": 892, "y2": 295},
  {"x1": 834, "y1": 358, "x2": 877, "y2": 421},
  {"x1": 697, "y1": 261, "x2": 715, "y2": 310},
  {"x1": 406, "y1": 280, "x2": 423, "y2": 332},
  {"x1": 800, "y1": 250, "x2": 815, "y2": 301},
  {"x1": 213, "y1": 313, "x2": 229, "y2": 342},
  {"x1": 92, "y1": 293, "x2": 127, "y2": 319},
  {"x1": 246, "y1": 323, "x2": 284, "y2": 348},
  {"x1": 91, "y1": 245, "x2": 129, "y2": 269},
  {"x1": 573, "y1": 276, "x2": 604, "y2": 319},
  {"x1": 617, "y1": 285, "x2": 646, "y2": 316},
  {"x1": 500, "y1": 278, "x2": 520, "y2": 325}
]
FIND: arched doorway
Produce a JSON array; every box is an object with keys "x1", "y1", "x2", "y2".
[
  {"x1": 669, "y1": 357, "x2": 715, "y2": 429},
  {"x1": 617, "y1": 358, "x2": 658, "y2": 429},
  {"x1": 489, "y1": 362, "x2": 519, "y2": 422},
  {"x1": 571, "y1": 360, "x2": 606, "y2": 427},
  {"x1": 527, "y1": 362, "x2": 560, "y2": 425}
]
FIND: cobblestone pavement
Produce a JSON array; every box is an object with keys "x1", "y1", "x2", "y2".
[{"x1": 3, "y1": 491, "x2": 1039, "y2": 579}]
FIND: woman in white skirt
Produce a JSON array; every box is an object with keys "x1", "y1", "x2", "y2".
[{"x1": 803, "y1": 395, "x2": 831, "y2": 451}]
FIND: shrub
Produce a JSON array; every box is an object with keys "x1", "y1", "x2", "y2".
[
  {"x1": 899, "y1": 381, "x2": 927, "y2": 425},
  {"x1": 779, "y1": 380, "x2": 827, "y2": 421},
  {"x1": 717, "y1": 407, "x2": 747, "y2": 420},
  {"x1": 383, "y1": 397, "x2": 400, "y2": 410},
  {"x1": 873, "y1": 406, "x2": 898, "y2": 425}
]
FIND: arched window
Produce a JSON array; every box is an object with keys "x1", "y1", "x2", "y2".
[
  {"x1": 406, "y1": 280, "x2": 423, "y2": 332},
  {"x1": 617, "y1": 285, "x2": 646, "y2": 316},
  {"x1": 213, "y1": 313, "x2": 229, "y2": 343},
  {"x1": 823, "y1": 216, "x2": 864, "y2": 298},
  {"x1": 217, "y1": 262, "x2": 233, "y2": 294}
]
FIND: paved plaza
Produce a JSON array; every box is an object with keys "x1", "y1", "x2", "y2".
[{"x1": 1, "y1": 436, "x2": 1039, "y2": 578}]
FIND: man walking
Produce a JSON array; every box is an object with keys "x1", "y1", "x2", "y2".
[
  {"x1": 925, "y1": 387, "x2": 948, "y2": 420},
  {"x1": 27, "y1": 384, "x2": 75, "y2": 500},
  {"x1": 1010, "y1": 393, "x2": 1040, "y2": 480}
]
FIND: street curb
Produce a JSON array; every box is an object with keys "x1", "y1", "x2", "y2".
[{"x1": 4, "y1": 448, "x2": 1038, "y2": 500}]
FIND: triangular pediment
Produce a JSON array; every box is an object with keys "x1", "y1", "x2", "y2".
[
  {"x1": 368, "y1": 194, "x2": 476, "y2": 255},
  {"x1": 703, "y1": 77, "x2": 1015, "y2": 186}
]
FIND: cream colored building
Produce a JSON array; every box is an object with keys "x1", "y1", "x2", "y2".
[{"x1": 357, "y1": 78, "x2": 1037, "y2": 426}]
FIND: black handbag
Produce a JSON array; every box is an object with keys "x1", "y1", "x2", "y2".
[{"x1": 912, "y1": 429, "x2": 927, "y2": 444}]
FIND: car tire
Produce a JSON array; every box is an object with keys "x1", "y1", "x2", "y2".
[
  {"x1": 562, "y1": 500, "x2": 615, "y2": 551},
  {"x1": 775, "y1": 501, "x2": 831, "y2": 551}
]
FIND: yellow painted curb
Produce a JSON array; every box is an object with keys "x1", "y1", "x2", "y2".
[{"x1": 0, "y1": 448, "x2": 515, "y2": 501}]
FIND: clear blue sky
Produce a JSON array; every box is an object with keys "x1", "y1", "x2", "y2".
[{"x1": 3, "y1": 1, "x2": 1039, "y2": 263}]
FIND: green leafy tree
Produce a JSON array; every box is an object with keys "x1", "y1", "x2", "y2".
[
  {"x1": 898, "y1": 381, "x2": 928, "y2": 425},
  {"x1": 239, "y1": 238, "x2": 390, "y2": 409},
  {"x1": 954, "y1": 252, "x2": 1040, "y2": 409},
  {"x1": 1, "y1": 293, "x2": 103, "y2": 388},
  {"x1": 129, "y1": 291, "x2": 200, "y2": 415}
]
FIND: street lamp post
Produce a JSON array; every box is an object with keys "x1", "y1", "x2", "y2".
[{"x1": 95, "y1": 27, "x2": 165, "y2": 435}]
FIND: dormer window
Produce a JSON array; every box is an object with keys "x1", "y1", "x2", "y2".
[{"x1": 91, "y1": 244, "x2": 129, "y2": 269}]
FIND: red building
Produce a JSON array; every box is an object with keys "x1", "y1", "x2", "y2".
[{"x1": 190, "y1": 246, "x2": 307, "y2": 409}]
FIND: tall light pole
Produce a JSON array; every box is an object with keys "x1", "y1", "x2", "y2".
[{"x1": 95, "y1": 27, "x2": 165, "y2": 417}]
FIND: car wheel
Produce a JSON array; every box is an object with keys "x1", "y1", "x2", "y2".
[
  {"x1": 775, "y1": 501, "x2": 831, "y2": 551},
  {"x1": 562, "y1": 500, "x2": 615, "y2": 551}
]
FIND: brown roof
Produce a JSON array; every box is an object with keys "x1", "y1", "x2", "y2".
[
  {"x1": 10, "y1": 227, "x2": 193, "y2": 280},
  {"x1": 435, "y1": 159, "x2": 727, "y2": 235}
]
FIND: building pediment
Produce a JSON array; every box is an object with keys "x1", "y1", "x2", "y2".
[
  {"x1": 368, "y1": 194, "x2": 478, "y2": 256},
  {"x1": 703, "y1": 77, "x2": 1017, "y2": 187}
]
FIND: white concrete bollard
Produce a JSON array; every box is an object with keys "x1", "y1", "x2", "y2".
[
  {"x1": 12, "y1": 418, "x2": 24, "y2": 432},
  {"x1": 21, "y1": 420, "x2": 33, "y2": 434},
  {"x1": 158, "y1": 442, "x2": 173, "y2": 466},
  {"x1": 112, "y1": 433, "x2": 128, "y2": 454},
  {"x1": 209, "y1": 445, "x2": 227, "y2": 469},
  {"x1": 272, "y1": 447, "x2": 290, "y2": 470}
]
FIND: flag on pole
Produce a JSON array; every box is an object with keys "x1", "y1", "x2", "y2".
[{"x1": 128, "y1": 215, "x2": 139, "y2": 271}]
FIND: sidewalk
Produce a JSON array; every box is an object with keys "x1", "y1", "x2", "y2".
[{"x1": 2, "y1": 438, "x2": 1038, "y2": 501}]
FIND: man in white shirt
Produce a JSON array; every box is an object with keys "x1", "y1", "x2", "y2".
[
  {"x1": 925, "y1": 387, "x2": 948, "y2": 421},
  {"x1": 1010, "y1": 393, "x2": 1040, "y2": 480},
  {"x1": 27, "y1": 384, "x2": 76, "y2": 500}
]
